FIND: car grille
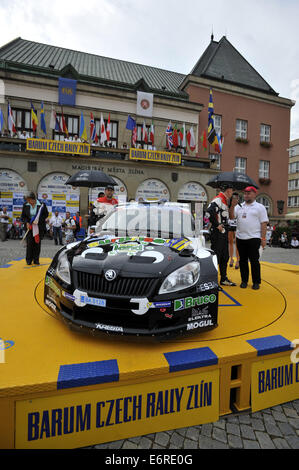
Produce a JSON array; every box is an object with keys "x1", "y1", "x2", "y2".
[{"x1": 74, "y1": 271, "x2": 158, "y2": 297}]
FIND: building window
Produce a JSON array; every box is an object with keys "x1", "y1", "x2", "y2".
[
  {"x1": 259, "y1": 160, "x2": 270, "y2": 178},
  {"x1": 236, "y1": 119, "x2": 247, "y2": 139},
  {"x1": 289, "y1": 145, "x2": 299, "y2": 157},
  {"x1": 94, "y1": 119, "x2": 118, "y2": 148},
  {"x1": 260, "y1": 124, "x2": 271, "y2": 143},
  {"x1": 289, "y1": 161, "x2": 299, "y2": 174},
  {"x1": 288, "y1": 179, "x2": 299, "y2": 190},
  {"x1": 12, "y1": 108, "x2": 33, "y2": 137},
  {"x1": 214, "y1": 115, "x2": 222, "y2": 136},
  {"x1": 235, "y1": 157, "x2": 246, "y2": 174},
  {"x1": 256, "y1": 196, "x2": 271, "y2": 214},
  {"x1": 288, "y1": 196, "x2": 299, "y2": 207},
  {"x1": 209, "y1": 153, "x2": 221, "y2": 169},
  {"x1": 53, "y1": 114, "x2": 79, "y2": 141}
]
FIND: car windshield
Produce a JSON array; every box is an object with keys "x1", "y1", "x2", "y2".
[{"x1": 97, "y1": 203, "x2": 195, "y2": 239}]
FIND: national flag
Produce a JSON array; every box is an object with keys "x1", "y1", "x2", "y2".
[
  {"x1": 214, "y1": 133, "x2": 224, "y2": 153},
  {"x1": 100, "y1": 113, "x2": 107, "y2": 144},
  {"x1": 126, "y1": 115, "x2": 136, "y2": 131},
  {"x1": 30, "y1": 204, "x2": 43, "y2": 244},
  {"x1": 90, "y1": 112, "x2": 98, "y2": 143},
  {"x1": 79, "y1": 111, "x2": 87, "y2": 141},
  {"x1": 7, "y1": 102, "x2": 16, "y2": 134},
  {"x1": 106, "y1": 113, "x2": 111, "y2": 142},
  {"x1": 201, "y1": 129, "x2": 208, "y2": 151},
  {"x1": 150, "y1": 122, "x2": 154, "y2": 145},
  {"x1": 132, "y1": 125, "x2": 137, "y2": 147},
  {"x1": 61, "y1": 108, "x2": 69, "y2": 137},
  {"x1": 31, "y1": 102, "x2": 38, "y2": 132},
  {"x1": 166, "y1": 121, "x2": 173, "y2": 149},
  {"x1": 173, "y1": 124, "x2": 179, "y2": 148},
  {"x1": 208, "y1": 89, "x2": 217, "y2": 146},
  {"x1": 40, "y1": 101, "x2": 47, "y2": 134},
  {"x1": 142, "y1": 121, "x2": 148, "y2": 143},
  {"x1": 50, "y1": 106, "x2": 62, "y2": 132},
  {"x1": 0, "y1": 108, "x2": 4, "y2": 133},
  {"x1": 187, "y1": 126, "x2": 196, "y2": 151},
  {"x1": 179, "y1": 123, "x2": 186, "y2": 147}
]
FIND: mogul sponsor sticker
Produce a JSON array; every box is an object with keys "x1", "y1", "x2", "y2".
[
  {"x1": 251, "y1": 355, "x2": 299, "y2": 412},
  {"x1": 187, "y1": 319, "x2": 214, "y2": 330},
  {"x1": 15, "y1": 370, "x2": 219, "y2": 448}
]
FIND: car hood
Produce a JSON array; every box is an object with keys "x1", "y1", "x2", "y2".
[{"x1": 69, "y1": 235, "x2": 199, "y2": 278}]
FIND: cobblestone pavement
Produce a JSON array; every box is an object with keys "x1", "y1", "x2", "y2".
[{"x1": 1, "y1": 238, "x2": 298, "y2": 450}]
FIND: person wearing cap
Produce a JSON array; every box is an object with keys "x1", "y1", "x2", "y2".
[
  {"x1": 21, "y1": 192, "x2": 49, "y2": 265},
  {"x1": 206, "y1": 184, "x2": 236, "y2": 287},
  {"x1": 96, "y1": 185, "x2": 118, "y2": 205},
  {"x1": 229, "y1": 186, "x2": 268, "y2": 290}
]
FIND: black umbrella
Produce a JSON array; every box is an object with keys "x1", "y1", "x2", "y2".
[
  {"x1": 65, "y1": 170, "x2": 117, "y2": 188},
  {"x1": 207, "y1": 171, "x2": 259, "y2": 190}
]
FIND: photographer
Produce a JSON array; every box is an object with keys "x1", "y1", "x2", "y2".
[{"x1": 63, "y1": 211, "x2": 76, "y2": 244}]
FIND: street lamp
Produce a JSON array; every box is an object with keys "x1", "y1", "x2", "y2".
[{"x1": 277, "y1": 200, "x2": 284, "y2": 215}]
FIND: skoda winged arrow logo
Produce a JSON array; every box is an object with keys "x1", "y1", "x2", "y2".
[{"x1": 105, "y1": 269, "x2": 117, "y2": 281}]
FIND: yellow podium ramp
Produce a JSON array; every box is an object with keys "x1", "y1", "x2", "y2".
[{"x1": 0, "y1": 259, "x2": 298, "y2": 448}]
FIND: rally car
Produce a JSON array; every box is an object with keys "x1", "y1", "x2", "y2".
[{"x1": 44, "y1": 202, "x2": 219, "y2": 338}]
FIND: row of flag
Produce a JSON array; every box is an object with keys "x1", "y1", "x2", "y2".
[
  {"x1": 125, "y1": 88, "x2": 224, "y2": 154},
  {"x1": 0, "y1": 101, "x2": 113, "y2": 144},
  {"x1": 0, "y1": 89, "x2": 224, "y2": 154},
  {"x1": 126, "y1": 116, "x2": 196, "y2": 151}
]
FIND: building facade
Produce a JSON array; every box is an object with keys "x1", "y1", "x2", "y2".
[
  {"x1": 0, "y1": 35, "x2": 294, "y2": 225},
  {"x1": 180, "y1": 36, "x2": 294, "y2": 218},
  {"x1": 288, "y1": 138, "x2": 299, "y2": 213}
]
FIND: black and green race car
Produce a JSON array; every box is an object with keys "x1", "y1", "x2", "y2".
[{"x1": 44, "y1": 202, "x2": 219, "y2": 338}]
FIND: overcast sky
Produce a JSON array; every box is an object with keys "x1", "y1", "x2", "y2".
[{"x1": 0, "y1": 0, "x2": 298, "y2": 140}]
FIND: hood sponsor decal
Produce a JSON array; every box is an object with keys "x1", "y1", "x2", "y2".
[
  {"x1": 85, "y1": 236, "x2": 192, "y2": 253},
  {"x1": 109, "y1": 242, "x2": 144, "y2": 256},
  {"x1": 165, "y1": 238, "x2": 192, "y2": 252}
]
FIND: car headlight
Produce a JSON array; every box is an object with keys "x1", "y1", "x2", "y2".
[
  {"x1": 56, "y1": 252, "x2": 71, "y2": 285},
  {"x1": 159, "y1": 261, "x2": 200, "y2": 294}
]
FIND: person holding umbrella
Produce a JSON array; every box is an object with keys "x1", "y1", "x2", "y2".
[
  {"x1": 229, "y1": 186, "x2": 268, "y2": 290},
  {"x1": 206, "y1": 184, "x2": 236, "y2": 287},
  {"x1": 96, "y1": 185, "x2": 118, "y2": 205}
]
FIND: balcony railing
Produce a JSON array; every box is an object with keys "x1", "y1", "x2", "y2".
[{"x1": 0, "y1": 137, "x2": 213, "y2": 169}]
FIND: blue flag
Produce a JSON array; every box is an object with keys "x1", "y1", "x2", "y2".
[
  {"x1": 126, "y1": 115, "x2": 136, "y2": 131},
  {"x1": 0, "y1": 108, "x2": 4, "y2": 133},
  {"x1": 40, "y1": 101, "x2": 47, "y2": 134},
  {"x1": 58, "y1": 77, "x2": 77, "y2": 106},
  {"x1": 79, "y1": 111, "x2": 87, "y2": 141}
]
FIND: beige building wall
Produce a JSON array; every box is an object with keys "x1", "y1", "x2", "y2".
[{"x1": 288, "y1": 138, "x2": 299, "y2": 213}]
